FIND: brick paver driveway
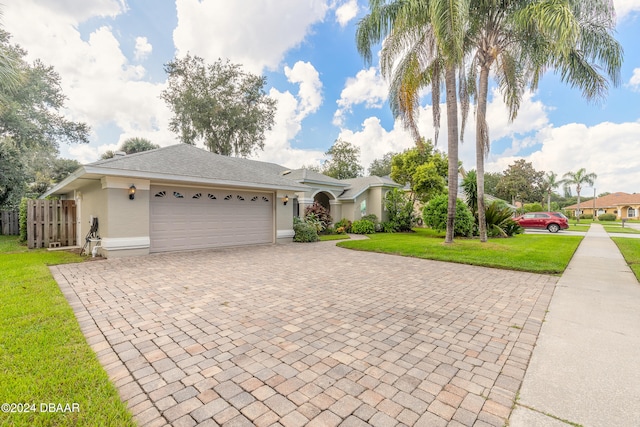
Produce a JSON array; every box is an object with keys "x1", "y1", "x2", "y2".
[{"x1": 51, "y1": 241, "x2": 556, "y2": 427}]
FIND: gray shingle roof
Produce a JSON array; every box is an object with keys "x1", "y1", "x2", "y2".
[
  {"x1": 279, "y1": 169, "x2": 349, "y2": 187},
  {"x1": 87, "y1": 144, "x2": 307, "y2": 190},
  {"x1": 338, "y1": 176, "x2": 402, "y2": 200}
]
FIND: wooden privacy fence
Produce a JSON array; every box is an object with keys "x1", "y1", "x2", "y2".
[
  {"x1": 1, "y1": 209, "x2": 19, "y2": 235},
  {"x1": 27, "y1": 200, "x2": 77, "y2": 249}
]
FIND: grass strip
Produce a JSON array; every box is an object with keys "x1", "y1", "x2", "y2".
[
  {"x1": 0, "y1": 236, "x2": 135, "y2": 427},
  {"x1": 319, "y1": 234, "x2": 350, "y2": 241},
  {"x1": 603, "y1": 226, "x2": 640, "y2": 234},
  {"x1": 336, "y1": 228, "x2": 583, "y2": 274},
  {"x1": 611, "y1": 237, "x2": 640, "y2": 282}
]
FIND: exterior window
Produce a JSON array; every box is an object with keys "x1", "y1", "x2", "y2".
[
  {"x1": 360, "y1": 200, "x2": 367, "y2": 217},
  {"x1": 628, "y1": 208, "x2": 636, "y2": 218}
]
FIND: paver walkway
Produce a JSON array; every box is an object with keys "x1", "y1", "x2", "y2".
[{"x1": 52, "y1": 241, "x2": 557, "y2": 426}]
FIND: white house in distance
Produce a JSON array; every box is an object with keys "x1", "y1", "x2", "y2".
[{"x1": 43, "y1": 144, "x2": 401, "y2": 258}]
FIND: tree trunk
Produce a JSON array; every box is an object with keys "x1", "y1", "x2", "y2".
[
  {"x1": 445, "y1": 65, "x2": 459, "y2": 244},
  {"x1": 476, "y1": 65, "x2": 490, "y2": 242},
  {"x1": 547, "y1": 191, "x2": 551, "y2": 212}
]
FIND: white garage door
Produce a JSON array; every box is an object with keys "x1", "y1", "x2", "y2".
[{"x1": 150, "y1": 186, "x2": 274, "y2": 253}]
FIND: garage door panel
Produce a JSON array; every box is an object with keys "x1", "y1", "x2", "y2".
[{"x1": 150, "y1": 186, "x2": 274, "y2": 253}]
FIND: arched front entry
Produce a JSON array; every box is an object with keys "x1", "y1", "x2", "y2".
[{"x1": 314, "y1": 191, "x2": 332, "y2": 213}]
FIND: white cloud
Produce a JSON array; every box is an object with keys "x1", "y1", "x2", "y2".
[
  {"x1": 68, "y1": 143, "x2": 120, "y2": 164},
  {"x1": 31, "y1": 0, "x2": 125, "y2": 21},
  {"x1": 134, "y1": 36, "x2": 153, "y2": 61},
  {"x1": 173, "y1": 0, "x2": 330, "y2": 73},
  {"x1": 284, "y1": 61, "x2": 323, "y2": 120},
  {"x1": 614, "y1": 0, "x2": 640, "y2": 19},
  {"x1": 334, "y1": 67, "x2": 388, "y2": 126},
  {"x1": 629, "y1": 68, "x2": 640, "y2": 91},
  {"x1": 4, "y1": 1, "x2": 175, "y2": 164},
  {"x1": 335, "y1": 0, "x2": 359, "y2": 27},
  {"x1": 251, "y1": 63, "x2": 326, "y2": 168},
  {"x1": 487, "y1": 121, "x2": 640, "y2": 194},
  {"x1": 335, "y1": 87, "x2": 551, "y2": 175},
  {"x1": 338, "y1": 117, "x2": 416, "y2": 170}
]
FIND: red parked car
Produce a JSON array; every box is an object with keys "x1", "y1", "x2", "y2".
[{"x1": 513, "y1": 212, "x2": 569, "y2": 233}]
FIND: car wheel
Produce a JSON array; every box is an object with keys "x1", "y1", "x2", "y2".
[{"x1": 548, "y1": 223, "x2": 560, "y2": 233}]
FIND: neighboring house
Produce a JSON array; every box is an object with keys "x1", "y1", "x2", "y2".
[
  {"x1": 565, "y1": 192, "x2": 640, "y2": 219},
  {"x1": 42, "y1": 144, "x2": 400, "y2": 258}
]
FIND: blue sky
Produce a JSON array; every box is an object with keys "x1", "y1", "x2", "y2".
[{"x1": 4, "y1": 0, "x2": 640, "y2": 194}]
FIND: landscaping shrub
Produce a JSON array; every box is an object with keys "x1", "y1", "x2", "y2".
[
  {"x1": 380, "y1": 221, "x2": 396, "y2": 233},
  {"x1": 335, "y1": 218, "x2": 352, "y2": 233},
  {"x1": 524, "y1": 203, "x2": 544, "y2": 213},
  {"x1": 321, "y1": 225, "x2": 336, "y2": 235},
  {"x1": 422, "y1": 194, "x2": 474, "y2": 237},
  {"x1": 293, "y1": 216, "x2": 318, "y2": 242},
  {"x1": 579, "y1": 214, "x2": 593, "y2": 220},
  {"x1": 303, "y1": 212, "x2": 323, "y2": 233},
  {"x1": 351, "y1": 219, "x2": 376, "y2": 234},
  {"x1": 485, "y1": 201, "x2": 522, "y2": 237},
  {"x1": 384, "y1": 187, "x2": 415, "y2": 231},
  {"x1": 361, "y1": 214, "x2": 378, "y2": 223},
  {"x1": 598, "y1": 213, "x2": 616, "y2": 221},
  {"x1": 19, "y1": 197, "x2": 28, "y2": 242},
  {"x1": 501, "y1": 219, "x2": 524, "y2": 237},
  {"x1": 304, "y1": 202, "x2": 332, "y2": 231}
]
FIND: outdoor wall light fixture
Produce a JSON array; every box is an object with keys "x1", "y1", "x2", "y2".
[
  {"x1": 283, "y1": 195, "x2": 289, "y2": 205},
  {"x1": 129, "y1": 185, "x2": 136, "y2": 200}
]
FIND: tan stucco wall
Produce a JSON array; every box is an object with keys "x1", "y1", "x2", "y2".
[
  {"x1": 77, "y1": 180, "x2": 108, "y2": 238},
  {"x1": 104, "y1": 187, "x2": 149, "y2": 238},
  {"x1": 276, "y1": 191, "x2": 294, "y2": 243},
  {"x1": 329, "y1": 202, "x2": 342, "y2": 224},
  {"x1": 368, "y1": 187, "x2": 391, "y2": 222}
]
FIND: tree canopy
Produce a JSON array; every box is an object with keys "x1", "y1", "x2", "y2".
[
  {"x1": 0, "y1": 30, "x2": 89, "y2": 152},
  {"x1": 0, "y1": 139, "x2": 25, "y2": 206},
  {"x1": 322, "y1": 139, "x2": 363, "y2": 180},
  {"x1": 390, "y1": 142, "x2": 447, "y2": 203},
  {"x1": 161, "y1": 55, "x2": 276, "y2": 157},
  {"x1": 368, "y1": 152, "x2": 395, "y2": 177},
  {"x1": 0, "y1": 28, "x2": 88, "y2": 206},
  {"x1": 495, "y1": 159, "x2": 545, "y2": 203}
]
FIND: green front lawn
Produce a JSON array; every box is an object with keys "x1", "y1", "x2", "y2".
[
  {"x1": 603, "y1": 225, "x2": 640, "y2": 234},
  {"x1": 612, "y1": 237, "x2": 640, "y2": 281},
  {"x1": 336, "y1": 228, "x2": 583, "y2": 274},
  {"x1": 0, "y1": 236, "x2": 135, "y2": 427}
]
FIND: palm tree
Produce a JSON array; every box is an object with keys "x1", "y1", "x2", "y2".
[
  {"x1": 563, "y1": 168, "x2": 597, "y2": 223},
  {"x1": 357, "y1": 0, "x2": 470, "y2": 243},
  {"x1": 542, "y1": 171, "x2": 561, "y2": 212},
  {"x1": 466, "y1": 0, "x2": 622, "y2": 242}
]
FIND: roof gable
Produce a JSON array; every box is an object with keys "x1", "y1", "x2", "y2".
[
  {"x1": 280, "y1": 169, "x2": 349, "y2": 187},
  {"x1": 339, "y1": 176, "x2": 402, "y2": 200}
]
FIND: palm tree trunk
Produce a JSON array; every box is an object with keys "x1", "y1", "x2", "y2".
[
  {"x1": 445, "y1": 65, "x2": 459, "y2": 244},
  {"x1": 576, "y1": 192, "x2": 581, "y2": 223},
  {"x1": 547, "y1": 191, "x2": 551, "y2": 212},
  {"x1": 476, "y1": 65, "x2": 490, "y2": 242}
]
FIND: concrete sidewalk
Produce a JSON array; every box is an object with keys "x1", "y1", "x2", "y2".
[{"x1": 510, "y1": 224, "x2": 640, "y2": 426}]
